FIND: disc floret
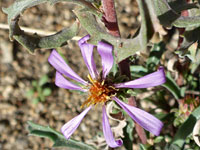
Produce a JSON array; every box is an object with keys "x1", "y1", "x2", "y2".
[{"x1": 81, "y1": 75, "x2": 117, "y2": 108}]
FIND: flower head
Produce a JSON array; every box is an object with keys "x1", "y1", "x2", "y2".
[{"x1": 48, "y1": 35, "x2": 166, "y2": 148}]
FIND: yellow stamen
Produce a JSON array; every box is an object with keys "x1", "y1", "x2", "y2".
[
  {"x1": 81, "y1": 74, "x2": 117, "y2": 108},
  {"x1": 101, "y1": 80, "x2": 105, "y2": 86},
  {"x1": 87, "y1": 74, "x2": 95, "y2": 84}
]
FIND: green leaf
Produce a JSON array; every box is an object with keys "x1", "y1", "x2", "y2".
[
  {"x1": 3, "y1": 0, "x2": 101, "y2": 27},
  {"x1": 32, "y1": 80, "x2": 37, "y2": 87},
  {"x1": 178, "y1": 40, "x2": 200, "y2": 73},
  {"x1": 146, "y1": 42, "x2": 166, "y2": 71},
  {"x1": 3, "y1": 0, "x2": 102, "y2": 53},
  {"x1": 49, "y1": 0, "x2": 102, "y2": 17},
  {"x1": 2, "y1": 0, "x2": 48, "y2": 25},
  {"x1": 110, "y1": 53, "x2": 118, "y2": 75},
  {"x1": 42, "y1": 88, "x2": 52, "y2": 96},
  {"x1": 188, "y1": 43, "x2": 200, "y2": 73},
  {"x1": 26, "y1": 89, "x2": 34, "y2": 98},
  {"x1": 74, "y1": 10, "x2": 138, "y2": 62},
  {"x1": 130, "y1": 65, "x2": 148, "y2": 79},
  {"x1": 162, "y1": 72, "x2": 182, "y2": 100},
  {"x1": 39, "y1": 94, "x2": 45, "y2": 102},
  {"x1": 168, "y1": 0, "x2": 198, "y2": 13},
  {"x1": 122, "y1": 118, "x2": 134, "y2": 150},
  {"x1": 176, "y1": 28, "x2": 200, "y2": 52},
  {"x1": 130, "y1": 65, "x2": 148, "y2": 73},
  {"x1": 32, "y1": 98, "x2": 39, "y2": 104},
  {"x1": 164, "y1": 143, "x2": 181, "y2": 150},
  {"x1": 139, "y1": 144, "x2": 147, "y2": 150},
  {"x1": 74, "y1": 0, "x2": 156, "y2": 62},
  {"x1": 154, "y1": 136, "x2": 164, "y2": 143},
  {"x1": 175, "y1": 28, "x2": 200, "y2": 73},
  {"x1": 152, "y1": 0, "x2": 180, "y2": 27},
  {"x1": 39, "y1": 75, "x2": 49, "y2": 86},
  {"x1": 27, "y1": 121, "x2": 97, "y2": 150},
  {"x1": 152, "y1": 0, "x2": 199, "y2": 28},
  {"x1": 171, "y1": 106, "x2": 200, "y2": 148},
  {"x1": 11, "y1": 20, "x2": 79, "y2": 53}
]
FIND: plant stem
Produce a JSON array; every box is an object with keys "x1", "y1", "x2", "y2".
[
  {"x1": 102, "y1": 0, "x2": 147, "y2": 145},
  {"x1": 101, "y1": 0, "x2": 130, "y2": 77},
  {"x1": 101, "y1": 0, "x2": 120, "y2": 37}
]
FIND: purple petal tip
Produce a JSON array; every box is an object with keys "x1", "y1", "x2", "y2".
[
  {"x1": 61, "y1": 106, "x2": 92, "y2": 140},
  {"x1": 115, "y1": 66, "x2": 166, "y2": 89},
  {"x1": 113, "y1": 97, "x2": 163, "y2": 136},
  {"x1": 78, "y1": 34, "x2": 90, "y2": 46},
  {"x1": 102, "y1": 105, "x2": 123, "y2": 148}
]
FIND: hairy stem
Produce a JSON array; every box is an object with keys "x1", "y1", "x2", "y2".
[{"x1": 101, "y1": 0, "x2": 120, "y2": 37}]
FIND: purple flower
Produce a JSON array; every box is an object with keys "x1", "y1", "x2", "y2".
[{"x1": 48, "y1": 35, "x2": 166, "y2": 148}]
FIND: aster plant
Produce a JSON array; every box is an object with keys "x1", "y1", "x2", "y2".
[
  {"x1": 4, "y1": 0, "x2": 200, "y2": 149},
  {"x1": 48, "y1": 35, "x2": 166, "y2": 148}
]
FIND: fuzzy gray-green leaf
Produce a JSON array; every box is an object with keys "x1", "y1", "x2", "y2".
[
  {"x1": 2, "y1": 0, "x2": 101, "y2": 53},
  {"x1": 162, "y1": 72, "x2": 182, "y2": 100},
  {"x1": 13, "y1": 21, "x2": 79, "y2": 53},
  {"x1": 27, "y1": 121, "x2": 97, "y2": 150},
  {"x1": 2, "y1": 0, "x2": 48, "y2": 25},
  {"x1": 74, "y1": 0, "x2": 154, "y2": 63},
  {"x1": 2, "y1": 0, "x2": 101, "y2": 26},
  {"x1": 152, "y1": 0, "x2": 199, "y2": 28}
]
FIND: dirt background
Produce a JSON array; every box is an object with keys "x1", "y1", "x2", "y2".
[{"x1": 0, "y1": 0, "x2": 139, "y2": 149}]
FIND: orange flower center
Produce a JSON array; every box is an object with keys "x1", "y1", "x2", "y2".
[{"x1": 81, "y1": 75, "x2": 117, "y2": 108}]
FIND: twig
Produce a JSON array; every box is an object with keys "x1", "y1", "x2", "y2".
[
  {"x1": 0, "y1": 23, "x2": 81, "y2": 41},
  {"x1": 101, "y1": 0, "x2": 120, "y2": 37}
]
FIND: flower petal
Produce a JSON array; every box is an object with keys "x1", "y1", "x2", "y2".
[
  {"x1": 55, "y1": 72, "x2": 87, "y2": 92},
  {"x1": 79, "y1": 43, "x2": 98, "y2": 79},
  {"x1": 113, "y1": 97, "x2": 163, "y2": 136},
  {"x1": 48, "y1": 50, "x2": 87, "y2": 85},
  {"x1": 61, "y1": 106, "x2": 92, "y2": 139},
  {"x1": 114, "y1": 67, "x2": 166, "y2": 88},
  {"x1": 97, "y1": 42, "x2": 114, "y2": 78},
  {"x1": 102, "y1": 105, "x2": 123, "y2": 148},
  {"x1": 78, "y1": 34, "x2": 90, "y2": 46}
]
